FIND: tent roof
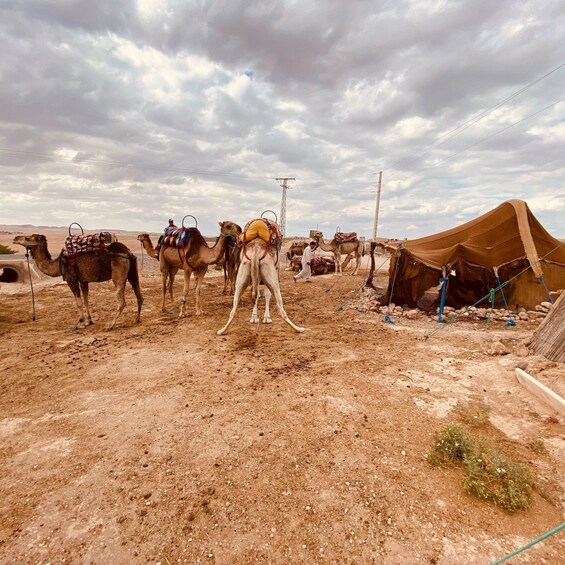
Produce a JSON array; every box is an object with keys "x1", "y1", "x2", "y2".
[{"x1": 382, "y1": 200, "x2": 565, "y2": 277}]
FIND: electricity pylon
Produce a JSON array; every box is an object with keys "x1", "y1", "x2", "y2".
[{"x1": 275, "y1": 177, "x2": 295, "y2": 237}]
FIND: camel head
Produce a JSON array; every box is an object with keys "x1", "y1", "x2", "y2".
[
  {"x1": 13, "y1": 234, "x2": 47, "y2": 249},
  {"x1": 218, "y1": 221, "x2": 242, "y2": 240},
  {"x1": 137, "y1": 233, "x2": 150, "y2": 242},
  {"x1": 311, "y1": 230, "x2": 323, "y2": 240}
]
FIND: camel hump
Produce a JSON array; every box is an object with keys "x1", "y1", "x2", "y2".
[
  {"x1": 241, "y1": 219, "x2": 281, "y2": 245},
  {"x1": 334, "y1": 231, "x2": 358, "y2": 243}
]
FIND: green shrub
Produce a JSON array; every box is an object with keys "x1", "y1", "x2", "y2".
[
  {"x1": 0, "y1": 244, "x2": 16, "y2": 254},
  {"x1": 464, "y1": 446, "x2": 533, "y2": 513},
  {"x1": 428, "y1": 424, "x2": 475, "y2": 466},
  {"x1": 428, "y1": 423, "x2": 533, "y2": 513},
  {"x1": 454, "y1": 400, "x2": 491, "y2": 427}
]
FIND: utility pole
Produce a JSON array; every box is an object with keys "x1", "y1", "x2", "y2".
[
  {"x1": 372, "y1": 171, "x2": 383, "y2": 242},
  {"x1": 366, "y1": 171, "x2": 383, "y2": 289},
  {"x1": 275, "y1": 177, "x2": 295, "y2": 237}
]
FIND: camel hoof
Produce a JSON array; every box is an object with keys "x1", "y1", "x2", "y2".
[
  {"x1": 263, "y1": 318, "x2": 272, "y2": 324},
  {"x1": 196, "y1": 310, "x2": 204, "y2": 316},
  {"x1": 295, "y1": 326, "x2": 305, "y2": 333},
  {"x1": 217, "y1": 329, "x2": 226, "y2": 336}
]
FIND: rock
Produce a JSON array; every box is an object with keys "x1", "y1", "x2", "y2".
[
  {"x1": 486, "y1": 341, "x2": 510, "y2": 356},
  {"x1": 540, "y1": 301, "x2": 553, "y2": 310},
  {"x1": 404, "y1": 309, "x2": 419, "y2": 320},
  {"x1": 518, "y1": 312, "x2": 529, "y2": 321},
  {"x1": 535, "y1": 305, "x2": 549, "y2": 313}
]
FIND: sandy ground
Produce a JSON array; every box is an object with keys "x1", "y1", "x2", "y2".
[{"x1": 1, "y1": 226, "x2": 564, "y2": 565}]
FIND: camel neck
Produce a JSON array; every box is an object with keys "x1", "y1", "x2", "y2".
[{"x1": 30, "y1": 244, "x2": 62, "y2": 277}]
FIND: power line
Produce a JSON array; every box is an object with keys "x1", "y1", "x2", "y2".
[
  {"x1": 384, "y1": 61, "x2": 565, "y2": 178},
  {"x1": 426, "y1": 95, "x2": 565, "y2": 170}
]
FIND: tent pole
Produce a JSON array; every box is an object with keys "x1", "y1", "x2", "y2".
[{"x1": 437, "y1": 268, "x2": 447, "y2": 323}]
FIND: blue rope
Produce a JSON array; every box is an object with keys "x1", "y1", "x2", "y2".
[
  {"x1": 491, "y1": 521, "x2": 565, "y2": 564},
  {"x1": 539, "y1": 275, "x2": 554, "y2": 303},
  {"x1": 437, "y1": 276, "x2": 447, "y2": 322},
  {"x1": 495, "y1": 276, "x2": 517, "y2": 327}
]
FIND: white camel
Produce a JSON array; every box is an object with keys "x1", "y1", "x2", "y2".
[{"x1": 217, "y1": 237, "x2": 304, "y2": 335}]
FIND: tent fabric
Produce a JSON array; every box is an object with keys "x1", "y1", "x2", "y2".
[{"x1": 381, "y1": 200, "x2": 565, "y2": 311}]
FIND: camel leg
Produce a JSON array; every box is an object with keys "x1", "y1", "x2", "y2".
[
  {"x1": 260, "y1": 264, "x2": 304, "y2": 333},
  {"x1": 79, "y1": 281, "x2": 94, "y2": 326},
  {"x1": 160, "y1": 259, "x2": 170, "y2": 313},
  {"x1": 68, "y1": 280, "x2": 87, "y2": 329},
  {"x1": 342, "y1": 253, "x2": 352, "y2": 271},
  {"x1": 217, "y1": 263, "x2": 251, "y2": 335},
  {"x1": 250, "y1": 289, "x2": 260, "y2": 324},
  {"x1": 168, "y1": 267, "x2": 178, "y2": 310},
  {"x1": 127, "y1": 257, "x2": 144, "y2": 324},
  {"x1": 178, "y1": 268, "x2": 193, "y2": 318},
  {"x1": 352, "y1": 253, "x2": 361, "y2": 276},
  {"x1": 263, "y1": 287, "x2": 272, "y2": 324},
  {"x1": 194, "y1": 267, "x2": 208, "y2": 315},
  {"x1": 107, "y1": 273, "x2": 127, "y2": 330}
]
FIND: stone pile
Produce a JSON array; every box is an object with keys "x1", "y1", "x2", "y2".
[{"x1": 348, "y1": 289, "x2": 557, "y2": 325}]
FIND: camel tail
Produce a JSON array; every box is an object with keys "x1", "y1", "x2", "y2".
[
  {"x1": 127, "y1": 252, "x2": 144, "y2": 321},
  {"x1": 251, "y1": 249, "x2": 260, "y2": 303}
]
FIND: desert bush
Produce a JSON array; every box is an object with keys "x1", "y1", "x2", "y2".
[
  {"x1": 464, "y1": 446, "x2": 533, "y2": 513},
  {"x1": 427, "y1": 424, "x2": 475, "y2": 466},
  {"x1": 0, "y1": 244, "x2": 16, "y2": 254},
  {"x1": 428, "y1": 424, "x2": 533, "y2": 513},
  {"x1": 454, "y1": 400, "x2": 491, "y2": 427}
]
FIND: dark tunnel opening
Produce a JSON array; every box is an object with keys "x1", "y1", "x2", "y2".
[{"x1": 0, "y1": 267, "x2": 20, "y2": 283}]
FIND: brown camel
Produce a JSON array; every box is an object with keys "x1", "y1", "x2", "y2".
[
  {"x1": 222, "y1": 222, "x2": 242, "y2": 295},
  {"x1": 285, "y1": 240, "x2": 308, "y2": 263},
  {"x1": 137, "y1": 233, "x2": 159, "y2": 259},
  {"x1": 217, "y1": 236, "x2": 304, "y2": 335},
  {"x1": 157, "y1": 221, "x2": 240, "y2": 317},
  {"x1": 311, "y1": 230, "x2": 364, "y2": 275},
  {"x1": 13, "y1": 234, "x2": 143, "y2": 330}
]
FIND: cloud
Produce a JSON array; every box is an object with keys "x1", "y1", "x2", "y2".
[{"x1": 0, "y1": 0, "x2": 564, "y2": 240}]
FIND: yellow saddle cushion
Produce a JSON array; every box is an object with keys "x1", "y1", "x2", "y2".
[{"x1": 242, "y1": 219, "x2": 271, "y2": 243}]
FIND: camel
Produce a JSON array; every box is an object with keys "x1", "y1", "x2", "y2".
[
  {"x1": 222, "y1": 222, "x2": 242, "y2": 295},
  {"x1": 137, "y1": 233, "x2": 159, "y2": 259},
  {"x1": 217, "y1": 235, "x2": 304, "y2": 335},
  {"x1": 13, "y1": 234, "x2": 143, "y2": 330},
  {"x1": 155, "y1": 221, "x2": 240, "y2": 317},
  {"x1": 311, "y1": 230, "x2": 364, "y2": 275},
  {"x1": 285, "y1": 240, "x2": 308, "y2": 264}
]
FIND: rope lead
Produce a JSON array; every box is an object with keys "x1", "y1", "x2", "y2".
[{"x1": 24, "y1": 249, "x2": 37, "y2": 321}]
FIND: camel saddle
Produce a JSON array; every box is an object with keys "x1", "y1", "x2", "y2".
[
  {"x1": 311, "y1": 256, "x2": 335, "y2": 268},
  {"x1": 240, "y1": 219, "x2": 281, "y2": 246},
  {"x1": 334, "y1": 231, "x2": 358, "y2": 244},
  {"x1": 158, "y1": 226, "x2": 199, "y2": 249},
  {"x1": 63, "y1": 232, "x2": 115, "y2": 257}
]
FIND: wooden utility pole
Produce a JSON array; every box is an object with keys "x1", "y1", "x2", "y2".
[
  {"x1": 366, "y1": 171, "x2": 383, "y2": 289},
  {"x1": 372, "y1": 171, "x2": 383, "y2": 242}
]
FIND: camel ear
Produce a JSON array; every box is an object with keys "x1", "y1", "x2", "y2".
[{"x1": 218, "y1": 222, "x2": 222, "y2": 227}]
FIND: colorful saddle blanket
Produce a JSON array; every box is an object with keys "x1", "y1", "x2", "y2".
[
  {"x1": 241, "y1": 219, "x2": 281, "y2": 245},
  {"x1": 64, "y1": 232, "x2": 115, "y2": 257},
  {"x1": 334, "y1": 231, "x2": 358, "y2": 244},
  {"x1": 311, "y1": 256, "x2": 335, "y2": 268},
  {"x1": 158, "y1": 226, "x2": 199, "y2": 248}
]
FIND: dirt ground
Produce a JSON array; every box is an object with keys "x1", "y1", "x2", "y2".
[{"x1": 1, "y1": 226, "x2": 564, "y2": 565}]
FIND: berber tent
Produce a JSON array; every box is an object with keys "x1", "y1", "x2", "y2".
[{"x1": 380, "y1": 200, "x2": 565, "y2": 312}]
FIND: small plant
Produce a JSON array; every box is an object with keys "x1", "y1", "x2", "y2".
[
  {"x1": 0, "y1": 244, "x2": 16, "y2": 254},
  {"x1": 428, "y1": 424, "x2": 534, "y2": 513},
  {"x1": 454, "y1": 400, "x2": 491, "y2": 427},
  {"x1": 464, "y1": 446, "x2": 533, "y2": 513},
  {"x1": 428, "y1": 424, "x2": 475, "y2": 466}
]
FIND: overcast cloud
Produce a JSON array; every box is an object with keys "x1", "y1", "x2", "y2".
[{"x1": 1, "y1": 0, "x2": 564, "y2": 239}]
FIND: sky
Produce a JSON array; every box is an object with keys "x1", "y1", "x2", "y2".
[{"x1": 1, "y1": 0, "x2": 564, "y2": 239}]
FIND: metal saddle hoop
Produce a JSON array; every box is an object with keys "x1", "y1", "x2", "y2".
[
  {"x1": 261, "y1": 210, "x2": 278, "y2": 225},
  {"x1": 68, "y1": 222, "x2": 84, "y2": 237},
  {"x1": 181, "y1": 214, "x2": 198, "y2": 229}
]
